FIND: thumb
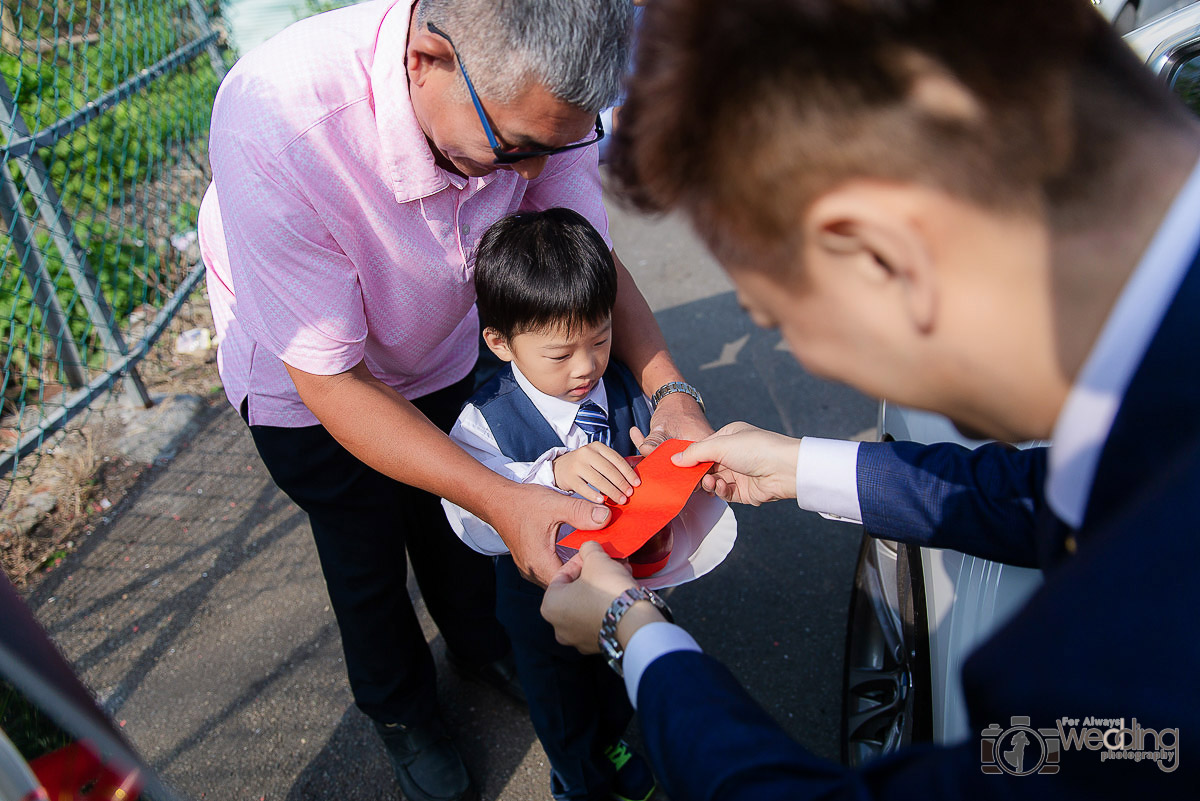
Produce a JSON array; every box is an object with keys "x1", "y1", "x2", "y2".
[
  {"x1": 637, "y1": 425, "x2": 670, "y2": 455},
  {"x1": 547, "y1": 552, "x2": 584, "y2": 588},
  {"x1": 564, "y1": 496, "x2": 611, "y2": 531},
  {"x1": 672, "y1": 437, "x2": 721, "y2": 468}
]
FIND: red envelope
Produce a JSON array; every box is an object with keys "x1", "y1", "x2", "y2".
[{"x1": 557, "y1": 439, "x2": 713, "y2": 558}]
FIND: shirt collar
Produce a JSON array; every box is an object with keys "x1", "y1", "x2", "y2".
[
  {"x1": 511, "y1": 363, "x2": 609, "y2": 442},
  {"x1": 370, "y1": 0, "x2": 505, "y2": 203},
  {"x1": 1046, "y1": 156, "x2": 1200, "y2": 528}
]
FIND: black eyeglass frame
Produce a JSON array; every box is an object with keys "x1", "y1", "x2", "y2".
[{"x1": 426, "y1": 22, "x2": 605, "y2": 165}]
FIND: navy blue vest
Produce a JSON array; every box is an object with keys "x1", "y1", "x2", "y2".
[{"x1": 470, "y1": 361, "x2": 652, "y2": 463}]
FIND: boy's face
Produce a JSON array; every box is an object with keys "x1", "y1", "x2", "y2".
[{"x1": 484, "y1": 318, "x2": 613, "y2": 402}]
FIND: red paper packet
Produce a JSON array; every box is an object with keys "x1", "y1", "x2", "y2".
[{"x1": 557, "y1": 439, "x2": 712, "y2": 558}]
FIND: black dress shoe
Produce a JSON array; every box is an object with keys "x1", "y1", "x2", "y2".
[
  {"x1": 446, "y1": 650, "x2": 527, "y2": 705},
  {"x1": 373, "y1": 717, "x2": 476, "y2": 801}
]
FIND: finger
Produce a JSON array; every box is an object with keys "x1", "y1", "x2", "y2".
[
  {"x1": 564, "y1": 496, "x2": 612, "y2": 531},
  {"x1": 578, "y1": 540, "x2": 609, "y2": 560},
  {"x1": 595, "y1": 444, "x2": 642, "y2": 487},
  {"x1": 584, "y1": 462, "x2": 635, "y2": 502},
  {"x1": 629, "y1": 426, "x2": 646, "y2": 450},
  {"x1": 672, "y1": 436, "x2": 723, "y2": 467},
  {"x1": 583, "y1": 476, "x2": 628, "y2": 505},
  {"x1": 637, "y1": 425, "x2": 670, "y2": 455},
  {"x1": 547, "y1": 553, "x2": 583, "y2": 587},
  {"x1": 569, "y1": 477, "x2": 609, "y2": 505}
]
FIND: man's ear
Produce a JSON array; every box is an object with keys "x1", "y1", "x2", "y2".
[
  {"x1": 482, "y1": 328, "x2": 515, "y2": 362},
  {"x1": 805, "y1": 182, "x2": 938, "y2": 333},
  {"x1": 406, "y1": 26, "x2": 457, "y2": 88}
]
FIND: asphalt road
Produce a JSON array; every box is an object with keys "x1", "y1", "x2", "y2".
[{"x1": 25, "y1": 187, "x2": 877, "y2": 800}]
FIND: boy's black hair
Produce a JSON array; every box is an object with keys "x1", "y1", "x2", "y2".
[{"x1": 474, "y1": 207, "x2": 617, "y2": 340}]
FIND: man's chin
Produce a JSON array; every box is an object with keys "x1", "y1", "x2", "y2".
[{"x1": 950, "y1": 418, "x2": 996, "y2": 443}]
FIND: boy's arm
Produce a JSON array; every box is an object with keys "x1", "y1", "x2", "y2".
[
  {"x1": 450, "y1": 407, "x2": 572, "y2": 488},
  {"x1": 443, "y1": 406, "x2": 575, "y2": 555}
]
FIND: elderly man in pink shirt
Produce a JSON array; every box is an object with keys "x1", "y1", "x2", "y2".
[{"x1": 197, "y1": 1, "x2": 708, "y2": 799}]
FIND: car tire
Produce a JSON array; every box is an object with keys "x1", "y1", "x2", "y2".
[
  {"x1": 1113, "y1": 2, "x2": 1138, "y2": 35},
  {"x1": 841, "y1": 534, "x2": 933, "y2": 766}
]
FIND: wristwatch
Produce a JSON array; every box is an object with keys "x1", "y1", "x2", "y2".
[
  {"x1": 598, "y1": 586, "x2": 673, "y2": 676},
  {"x1": 651, "y1": 381, "x2": 706, "y2": 414}
]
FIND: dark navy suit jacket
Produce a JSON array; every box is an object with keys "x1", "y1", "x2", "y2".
[{"x1": 634, "y1": 252, "x2": 1200, "y2": 798}]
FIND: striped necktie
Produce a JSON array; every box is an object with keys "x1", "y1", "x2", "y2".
[{"x1": 574, "y1": 400, "x2": 611, "y2": 446}]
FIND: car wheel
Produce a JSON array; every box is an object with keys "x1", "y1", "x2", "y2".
[
  {"x1": 841, "y1": 534, "x2": 932, "y2": 765},
  {"x1": 1113, "y1": 2, "x2": 1138, "y2": 35}
]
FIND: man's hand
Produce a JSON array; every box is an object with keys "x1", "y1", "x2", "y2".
[
  {"x1": 553, "y1": 442, "x2": 642, "y2": 504},
  {"x1": 635, "y1": 391, "x2": 713, "y2": 454},
  {"x1": 541, "y1": 541, "x2": 646, "y2": 653},
  {"x1": 488, "y1": 484, "x2": 614, "y2": 588},
  {"x1": 671, "y1": 422, "x2": 801, "y2": 506}
]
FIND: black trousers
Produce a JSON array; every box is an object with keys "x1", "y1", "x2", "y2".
[
  {"x1": 495, "y1": 555, "x2": 633, "y2": 800},
  {"x1": 246, "y1": 375, "x2": 509, "y2": 726}
]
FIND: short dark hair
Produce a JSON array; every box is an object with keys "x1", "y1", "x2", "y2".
[
  {"x1": 474, "y1": 208, "x2": 617, "y2": 340},
  {"x1": 613, "y1": 0, "x2": 1192, "y2": 268}
]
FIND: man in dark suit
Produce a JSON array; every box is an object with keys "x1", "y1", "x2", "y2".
[{"x1": 541, "y1": 0, "x2": 1199, "y2": 796}]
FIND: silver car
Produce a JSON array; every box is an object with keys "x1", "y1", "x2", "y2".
[
  {"x1": 1094, "y1": 0, "x2": 1195, "y2": 34},
  {"x1": 842, "y1": 4, "x2": 1200, "y2": 765}
]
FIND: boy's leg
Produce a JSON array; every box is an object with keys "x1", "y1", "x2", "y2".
[{"x1": 495, "y1": 555, "x2": 635, "y2": 801}]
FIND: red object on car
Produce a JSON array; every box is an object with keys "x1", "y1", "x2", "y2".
[{"x1": 28, "y1": 741, "x2": 141, "y2": 801}]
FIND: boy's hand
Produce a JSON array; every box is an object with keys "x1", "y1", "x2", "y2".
[{"x1": 553, "y1": 442, "x2": 642, "y2": 504}]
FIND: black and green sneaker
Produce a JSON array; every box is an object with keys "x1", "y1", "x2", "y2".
[{"x1": 603, "y1": 740, "x2": 656, "y2": 801}]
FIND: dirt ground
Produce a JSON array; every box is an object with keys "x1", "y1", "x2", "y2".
[{"x1": 0, "y1": 287, "x2": 223, "y2": 589}]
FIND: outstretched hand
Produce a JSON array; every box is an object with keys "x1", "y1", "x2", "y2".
[
  {"x1": 671, "y1": 422, "x2": 801, "y2": 506},
  {"x1": 541, "y1": 541, "x2": 641, "y2": 653},
  {"x1": 490, "y1": 484, "x2": 613, "y2": 587},
  {"x1": 635, "y1": 391, "x2": 712, "y2": 454}
]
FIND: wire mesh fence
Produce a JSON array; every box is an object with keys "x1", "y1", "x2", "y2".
[{"x1": 0, "y1": 1, "x2": 228, "y2": 500}]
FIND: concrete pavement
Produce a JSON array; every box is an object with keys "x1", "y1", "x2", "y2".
[{"x1": 24, "y1": 196, "x2": 877, "y2": 799}]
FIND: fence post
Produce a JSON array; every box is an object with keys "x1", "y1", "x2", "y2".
[
  {"x1": 187, "y1": 0, "x2": 230, "y2": 80},
  {"x1": 0, "y1": 75, "x2": 152, "y2": 409},
  {"x1": 0, "y1": 168, "x2": 88, "y2": 389}
]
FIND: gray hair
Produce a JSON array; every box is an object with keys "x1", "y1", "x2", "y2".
[{"x1": 415, "y1": 0, "x2": 633, "y2": 113}]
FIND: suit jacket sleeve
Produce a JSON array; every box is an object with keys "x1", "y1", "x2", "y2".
[
  {"x1": 855, "y1": 441, "x2": 1048, "y2": 568},
  {"x1": 636, "y1": 648, "x2": 1144, "y2": 801}
]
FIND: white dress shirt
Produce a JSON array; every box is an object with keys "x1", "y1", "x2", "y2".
[
  {"x1": 1046, "y1": 157, "x2": 1200, "y2": 527},
  {"x1": 441, "y1": 363, "x2": 615, "y2": 555},
  {"x1": 622, "y1": 156, "x2": 1200, "y2": 703}
]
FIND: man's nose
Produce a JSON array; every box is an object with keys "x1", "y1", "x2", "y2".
[{"x1": 510, "y1": 156, "x2": 548, "y2": 180}]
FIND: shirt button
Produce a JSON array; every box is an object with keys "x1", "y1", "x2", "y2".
[{"x1": 460, "y1": 224, "x2": 470, "y2": 235}]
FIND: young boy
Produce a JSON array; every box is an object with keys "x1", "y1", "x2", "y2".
[{"x1": 442, "y1": 208, "x2": 657, "y2": 801}]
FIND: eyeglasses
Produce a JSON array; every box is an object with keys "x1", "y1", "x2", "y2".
[{"x1": 427, "y1": 22, "x2": 605, "y2": 165}]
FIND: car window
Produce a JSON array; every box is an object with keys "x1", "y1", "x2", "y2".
[{"x1": 1171, "y1": 52, "x2": 1200, "y2": 115}]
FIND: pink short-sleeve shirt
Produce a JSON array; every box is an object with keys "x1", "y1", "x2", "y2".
[{"x1": 198, "y1": 0, "x2": 611, "y2": 427}]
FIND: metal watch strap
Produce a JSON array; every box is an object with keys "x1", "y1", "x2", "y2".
[
  {"x1": 598, "y1": 586, "x2": 674, "y2": 676},
  {"x1": 651, "y1": 381, "x2": 706, "y2": 414}
]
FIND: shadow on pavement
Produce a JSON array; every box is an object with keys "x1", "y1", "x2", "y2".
[{"x1": 20, "y1": 285, "x2": 875, "y2": 796}]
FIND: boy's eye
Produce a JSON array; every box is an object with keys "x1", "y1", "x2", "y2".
[
  {"x1": 593, "y1": 339, "x2": 608, "y2": 348},
  {"x1": 549, "y1": 354, "x2": 571, "y2": 362}
]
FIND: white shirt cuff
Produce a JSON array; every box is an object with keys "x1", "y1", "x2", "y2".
[
  {"x1": 795, "y1": 437, "x2": 863, "y2": 523},
  {"x1": 622, "y1": 622, "x2": 702, "y2": 709}
]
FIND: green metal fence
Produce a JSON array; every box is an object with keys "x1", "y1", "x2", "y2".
[{"x1": 0, "y1": 1, "x2": 227, "y2": 483}]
